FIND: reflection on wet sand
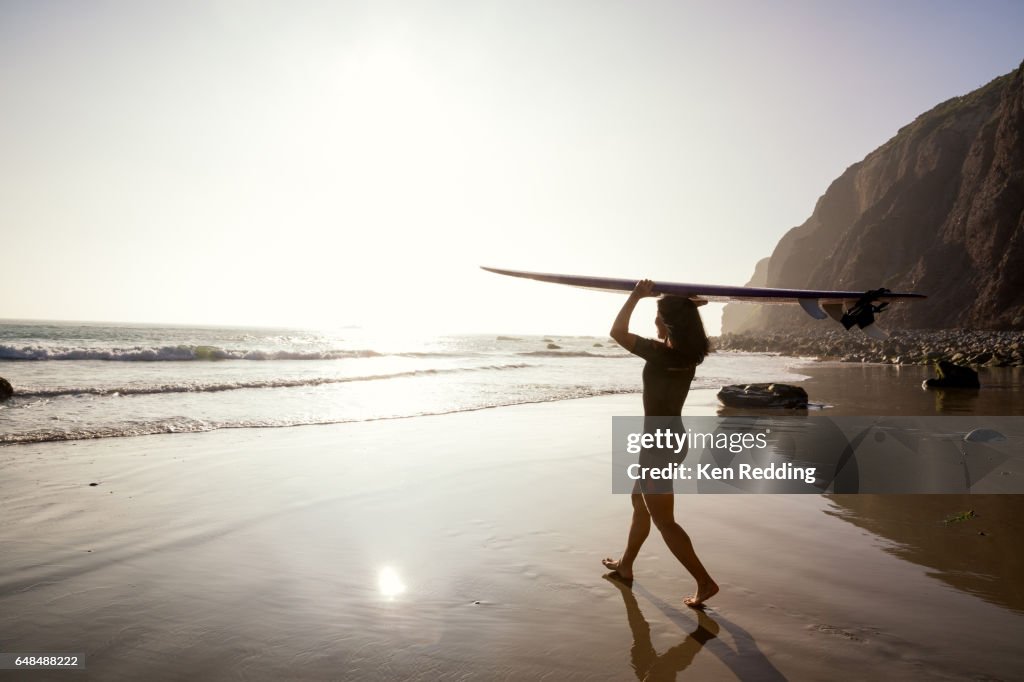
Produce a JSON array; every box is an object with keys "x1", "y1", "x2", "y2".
[
  {"x1": 789, "y1": 363, "x2": 1024, "y2": 416},
  {"x1": 604, "y1": 574, "x2": 786, "y2": 681},
  {"x1": 826, "y1": 495, "x2": 1024, "y2": 613},
  {"x1": 930, "y1": 387, "x2": 979, "y2": 413}
]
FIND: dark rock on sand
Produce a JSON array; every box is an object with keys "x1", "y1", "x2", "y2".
[
  {"x1": 0, "y1": 377, "x2": 13, "y2": 402},
  {"x1": 546, "y1": 343, "x2": 562, "y2": 350},
  {"x1": 718, "y1": 383, "x2": 809, "y2": 408},
  {"x1": 923, "y1": 361, "x2": 981, "y2": 389}
]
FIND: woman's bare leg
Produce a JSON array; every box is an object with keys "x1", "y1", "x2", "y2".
[
  {"x1": 603, "y1": 493, "x2": 650, "y2": 580},
  {"x1": 643, "y1": 493, "x2": 719, "y2": 607}
]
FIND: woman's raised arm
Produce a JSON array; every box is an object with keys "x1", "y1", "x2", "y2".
[{"x1": 610, "y1": 279, "x2": 655, "y2": 351}]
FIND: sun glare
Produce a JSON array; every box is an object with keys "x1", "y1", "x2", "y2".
[{"x1": 378, "y1": 566, "x2": 407, "y2": 598}]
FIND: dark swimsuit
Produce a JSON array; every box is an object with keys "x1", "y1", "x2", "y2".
[{"x1": 630, "y1": 337, "x2": 696, "y2": 494}]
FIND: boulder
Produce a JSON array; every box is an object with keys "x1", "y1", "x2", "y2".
[
  {"x1": 923, "y1": 361, "x2": 981, "y2": 389},
  {"x1": 717, "y1": 383, "x2": 809, "y2": 409},
  {"x1": 546, "y1": 343, "x2": 561, "y2": 350},
  {"x1": 0, "y1": 377, "x2": 12, "y2": 402}
]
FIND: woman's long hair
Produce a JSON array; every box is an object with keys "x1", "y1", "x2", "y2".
[{"x1": 658, "y1": 296, "x2": 711, "y2": 366}]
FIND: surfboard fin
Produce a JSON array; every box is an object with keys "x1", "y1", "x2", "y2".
[
  {"x1": 822, "y1": 303, "x2": 845, "y2": 323},
  {"x1": 798, "y1": 298, "x2": 828, "y2": 320}
]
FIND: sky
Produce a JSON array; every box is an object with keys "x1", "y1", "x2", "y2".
[{"x1": 2, "y1": 0, "x2": 1022, "y2": 336}]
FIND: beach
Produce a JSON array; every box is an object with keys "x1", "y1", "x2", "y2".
[
  {"x1": 5, "y1": 2, "x2": 1024, "y2": 679},
  {"x1": 2, "y1": 363, "x2": 1023, "y2": 681}
]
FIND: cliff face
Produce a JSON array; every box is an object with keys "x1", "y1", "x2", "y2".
[
  {"x1": 720, "y1": 257, "x2": 769, "y2": 333},
  {"x1": 723, "y1": 61, "x2": 1024, "y2": 333}
]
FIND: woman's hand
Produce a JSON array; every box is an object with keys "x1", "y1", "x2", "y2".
[{"x1": 631, "y1": 279, "x2": 656, "y2": 298}]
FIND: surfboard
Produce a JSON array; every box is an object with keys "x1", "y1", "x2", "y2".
[{"x1": 481, "y1": 266, "x2": 927, "y2": 339}]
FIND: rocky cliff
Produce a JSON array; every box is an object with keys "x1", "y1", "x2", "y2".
[{"x1": 722, "y1": 61, "x2": 1024, "y2": 333}]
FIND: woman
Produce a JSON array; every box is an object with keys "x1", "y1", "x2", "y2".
[{"x1": 603, "y1": 279, "x2": 719, "y2": 608}]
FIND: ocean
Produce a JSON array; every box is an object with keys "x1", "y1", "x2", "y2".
[{"x1": 0, "y1": 320, "x2": 808, "y2": 446}]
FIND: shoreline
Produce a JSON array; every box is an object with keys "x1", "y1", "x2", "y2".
[{"x1": 4, "y1": 351, "x2": 1023, "y2": 449}]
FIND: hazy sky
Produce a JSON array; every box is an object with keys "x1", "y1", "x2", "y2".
[{"x1": 3, "y1": 1, "x2": 1022, "y2": 336}]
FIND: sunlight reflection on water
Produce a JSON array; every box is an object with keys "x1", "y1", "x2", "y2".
[{"x1": 378, "y1": 566, "x2": 406, "y2": 599}]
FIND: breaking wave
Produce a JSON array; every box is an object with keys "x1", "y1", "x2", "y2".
[
  {"x1": 0, "y1": 345, "x2": 476, "y2": 362},
  {"x1": 12, "y1": 364, "x2": 535, "y2": 399},
  {"x1": 517, "y1": 350, "x2": 623, "y2": 358}
]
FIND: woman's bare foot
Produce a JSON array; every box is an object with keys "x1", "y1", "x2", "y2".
[
  {"x1": 601, "y1": 557, "x2": 634, "y2": 581},
  {"x1": 684, "y1": 580, "x2": 719, "y2": 608}
]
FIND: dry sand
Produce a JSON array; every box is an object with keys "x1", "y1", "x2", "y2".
[{"x1": 2, "y1": 365, "x2": 1023, "y2": 680}]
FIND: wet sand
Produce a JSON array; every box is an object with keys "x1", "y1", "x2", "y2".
[
  {"x1": 1, "y1": 363, "x2": 1023, "y2": 680},
  {"x1": 794, "y1": 361, "x2": 1024, "y2": 416}
]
